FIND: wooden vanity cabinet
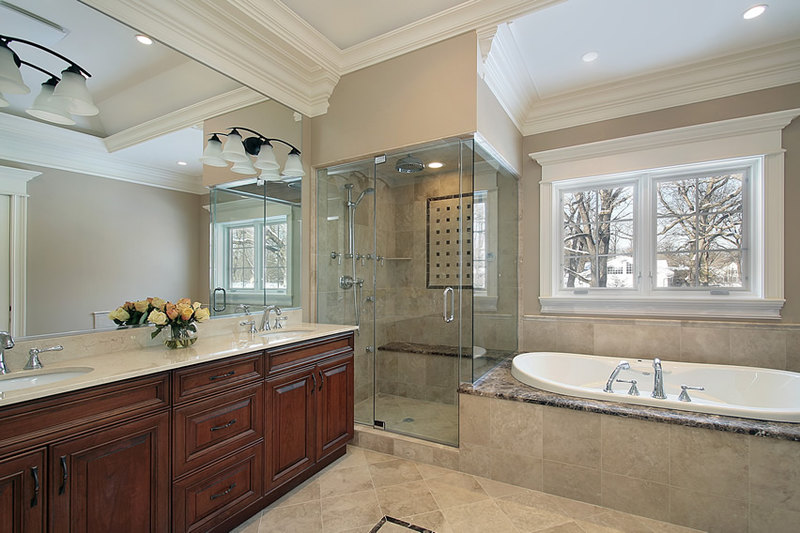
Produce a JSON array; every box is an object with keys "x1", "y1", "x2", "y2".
[{"x1": 0, "y1": 450, "x2": 46, "y2": 533}]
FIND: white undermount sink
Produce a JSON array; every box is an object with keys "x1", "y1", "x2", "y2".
[{"x1": 0, "y1": 367, "x2": 94, "y2": 393}]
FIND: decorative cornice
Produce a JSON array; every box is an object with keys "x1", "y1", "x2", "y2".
[
  {"x1": 0, "y1": 166, "x2": 40, "y2": 195},
  {"x1": 103, "y1": 87, "x2": 267, "y2": 153},
  {"x1": 529, "y1": 108, "x2": 800, "y2": 167},
  {"x1": 0, "y1": 113, "x2": 205, "y2": 194},
  {"x1": 520, "y1": 39, "x2": 800, "y2": 136},
  {"x1": 481, "y1": 22, "x2": 533, "y2": 132}
]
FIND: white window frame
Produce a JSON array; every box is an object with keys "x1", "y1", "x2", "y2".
[
  {"x1": 530, "y1": 109, "x2": 799, "y2": 319},
  {"x1": 473, "y1": 165, "x2": 499, "y2": 311}
]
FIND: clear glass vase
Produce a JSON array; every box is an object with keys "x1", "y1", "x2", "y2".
[{"x1": 163, "y1": 324, "x2": 197, "y2": 349}]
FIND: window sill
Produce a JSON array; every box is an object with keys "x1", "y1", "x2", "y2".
[{"x1": 539, "y1": 296, "x2": 784, "y2": 319}]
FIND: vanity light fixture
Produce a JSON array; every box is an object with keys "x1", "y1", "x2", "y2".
[
  {"x1": 743, "y1": 4, "x2": 767, "y2": 19},
  {"x1": 200, "y1": 127, "x2": 304, "y2": 180},
  {"x1": 0, "y1": 34, "x2": 98, "y2": 124}
]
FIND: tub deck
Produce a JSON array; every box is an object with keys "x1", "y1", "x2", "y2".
[{"x1": 458, "y1": 358, "x2": 800, "y2": 442}]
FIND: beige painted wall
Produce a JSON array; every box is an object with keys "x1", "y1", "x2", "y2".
[
  {"x1": 521, "y1": 83, "x2": 800, "y2": 324},
  {"x1": 203, "y1": 99, "x2": 302, "y2": 188},
  {"x1": 310, "y1": 32, "x2": 478, "y2": 168},
  {"x1": 476, "y1": 77, "x2": 522, "y2": 175},
  {"x1": 26, "y1": 169, "x2": 206, "y2": 335}
]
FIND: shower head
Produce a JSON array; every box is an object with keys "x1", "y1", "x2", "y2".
[
  {"x1": 395, "y1": 154, "x2": 424, "y2": 173},
  {"x1": 354, "y1": 187, "x2": 375, "y2": 207}
]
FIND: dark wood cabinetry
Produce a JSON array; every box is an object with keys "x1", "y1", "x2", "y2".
[
  {"x1": 0, "y1": 330, "x2": 354, "y2": 533},
  {"x1": 0, "y1": 450, "x2": 46, "y2": 533}
]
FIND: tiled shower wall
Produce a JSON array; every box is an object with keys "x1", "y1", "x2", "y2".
[{"x1": 521, "y1": 315, "x2": 800, "y2": 372}]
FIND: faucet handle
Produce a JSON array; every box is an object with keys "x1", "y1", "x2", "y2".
[
  {"x1": 237, "y1": 304, "x2": 251, "y2": 315},
  {"x1": 679, "y1": 384, "x2": 705, "y2": 402},
  {"x1": 0, "y1": 331, "x2": 13, "y2": 349},
  {"x1": 25, "y1": 345, "x2": 63, "y2": 370},
  {"x1": 239, "y1": 320, "x2": 257, "y2": 335},
  {"x1": 616, "y1": 379, "x2": 640, "y2": 396}
]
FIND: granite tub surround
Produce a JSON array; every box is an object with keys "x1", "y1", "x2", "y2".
[
  {"x1": 462, "y1": 359, "x2": 800, "y2": 441},
  {"x1": 458, "y1": 363, "x2": 800, "y2": 532},
  {"x1": 0, "y1": 311, "x2": 356, "y2": 407},
  {"x1": 521, "y1": 315, "x2": 800, "y2": 372}
]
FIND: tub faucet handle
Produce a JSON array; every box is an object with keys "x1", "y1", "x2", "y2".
[
  {"x1": 679, "y1": 384, "x2": 704, "y2": 402},
  {"x1": 616, "y1": 378, "x2": 640, "y2": 396}
]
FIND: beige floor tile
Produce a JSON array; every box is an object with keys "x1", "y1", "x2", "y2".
[
  {"x1": 441, "y1": 499, "x2": 518, "y2": 533},
  {"x1": 275, "y1": 479, "x2": 321, "y2": 508},
  {"x1": 494, "y1": 497, "x2": 573, "y2": 532},
  {"x1": 320, "y1": 489, "x2": 383, "y2": 533},
  {"x1": 368, "y1": 458, "x2": 423, "y2": 487},
  {"x1": 229, "y1": 513, "x2": 261, "y2": 533},
  {"x1": 319, "y1": 465, "x2": 374, "y2": 498},
  {"x1": 375, "y1": 480, "x2": 439, "y2": 517},
  {"x1": 258, "y1": 501, "x2": 322, "y2": 533},
  {"x1": 475, "y1": 476, "x2": 530, "y2": 498},
  {"x1": 362, "y1": 449, "x2": 398, "y2": 464},
  {"x1": 400, "y1": 510, "x2": 454, "y2": 533},
  {"x1": 425, "y1": 471, "x2": 491, "y2": 509},
  {"x1": 499, "y1": 490, "x2": 601, "y2": 521},
  {"x1": 415, "y1": 462, "x2": 453, "y2": 480},
  {"x1": 330, "y1": 446, "x2": 369, "y2": 471}
]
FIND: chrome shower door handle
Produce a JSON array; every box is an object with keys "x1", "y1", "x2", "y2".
[
  {"x1": 443, "y1": 287, "x2": 455, "y2": 323},
  {"x1": 212, "y1": 287, "x2": 226, "y2": 312}
]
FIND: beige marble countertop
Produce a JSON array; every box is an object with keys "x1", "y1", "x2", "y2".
[{"x1": 0, "y1": 320, "x2": 357, "y2": 409}]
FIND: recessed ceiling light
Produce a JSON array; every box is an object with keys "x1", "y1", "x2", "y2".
[
  {"x1": 177, "y1": 161, "x2": 188, "y2": 166},
  {"x1": 427, "y1": 161, "x2": 444, "y2": 169},
  {"x1": 582, "y1": 51, "x2": 599, "y2": 63},
  {"x1": 136, "y1": 34, "x2": 153, "y2": 45},
  {"x1": 743, "y1": 4, "x2": 767, "y2": 19}
]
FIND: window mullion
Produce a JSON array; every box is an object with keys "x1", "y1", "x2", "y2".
[{"x1": 639, "y1": 175, "x2": 651, "y2": 297}]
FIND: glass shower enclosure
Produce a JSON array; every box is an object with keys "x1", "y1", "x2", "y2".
[{"x1": 317, "y1": 137, "x2": 518, "y2": 445}]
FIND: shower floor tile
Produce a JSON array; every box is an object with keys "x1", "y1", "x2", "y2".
[{"x1": 355, "y1": 393, "x2": 458, "y2": 445}]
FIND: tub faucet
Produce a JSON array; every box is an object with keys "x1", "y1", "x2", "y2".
[
  {"x1": 260, "y1": 305, "x2": 281, "y2": 331},
  {"x1": 652, "y1": 358, "x2": 667, "y2": 399},
  {"x1": 603, "y1": 361, "x2": 630, "y2": 393},
  {"x1": 0, "y1": 332, "x2": 14, "y2": 375}
]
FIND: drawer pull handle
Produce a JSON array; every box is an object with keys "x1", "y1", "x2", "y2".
[
  {"x1": 311, "y1": 372, "x2": 317, "y2": 392},
  {"x1": 210, "y1": 418, "x2": 237, "y2": 431},
  {"x1": 319, "y1": 371, "x2": 324, "y2": 391},
  {"x1": 30, "y1": 466, "x2": 39, "y2": 508},
  {"x1": 58, "y1": 456, "x2": 68, "y2": 495},
  {"x1": 210, "y1": 482, "x2": 236, "y2": 500},
  {"x1": 209, "y1": 370, "x2": 235, "y2": 381}
]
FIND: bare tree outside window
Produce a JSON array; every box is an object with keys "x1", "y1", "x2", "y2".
[
  {"x1": 656, "y1": 172, "x2": 744, "y2": 288},
  {"x1": 561, "y1": 186, "x2": 634, "y2": 288},
  {"x1": 264, "y1": 220, "x2": 288, "y2": 290},
  {"x1": 230, "y1": 226, "x2": 255, "y2": 288}
]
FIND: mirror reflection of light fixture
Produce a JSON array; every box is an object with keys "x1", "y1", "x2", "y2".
[
  {"x1": 201, "y1": 127, "x2": 304, "y2": 180},
  {"x1": 0, "y1": 34, "x2": 98, "y2": 123}
]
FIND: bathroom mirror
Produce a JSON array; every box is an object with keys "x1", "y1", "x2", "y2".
[{"x1": 0, "y1": 0, "x2": 302, "y2": 337}]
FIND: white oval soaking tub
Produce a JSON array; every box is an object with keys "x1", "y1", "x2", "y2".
[{"x1": 511, "y1": 352, "x2": 800, "y2": 423}]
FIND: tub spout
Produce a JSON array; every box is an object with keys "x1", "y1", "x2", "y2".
[
  {"x1": 603, "y1": 361, "x2": 630, "y2": 393},
  {"x1": 652, "y1": 358, "x2": 667, "y2": 399}
]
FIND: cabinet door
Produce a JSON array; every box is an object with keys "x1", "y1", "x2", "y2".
[
  {"x1": 264, "y1": 367, "x2": 316, "y2": 492},
  {"x1": 50, "y1": 412, "x2": 170, "y2": 533},
  {"x1": 0, "y1": 450, "x2": 45, "y2": 533},
  {"x1": 316, "y1": 355, "x2": 354, "y2": 462}
]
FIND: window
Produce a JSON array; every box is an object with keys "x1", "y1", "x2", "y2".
[
  {"x1": 221, "y1": 215, "x2": 291, "y2": 295},
  {"x1": 472, "y1": 190, "x2": 488, "y2": 292},
  {"x1": 530, "y1": 109, "x2": 796, "y2": 319}
]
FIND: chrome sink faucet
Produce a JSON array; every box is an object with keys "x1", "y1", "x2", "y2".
[
  {"x1": 652, "y1": 358, "x2": 667, "y2": 399},
  {"x1": 25, "y1": 345, "x2": 63, "y2": 370},
  {"x1": 604, "y1": 360, "x2": 630, "y2": 393},
  {"x1": 260, "y1": 305, "x2": 282, "y2": 331},
  {"x1": 0, "y1": 331, "x2": 14, "y2": 375}
]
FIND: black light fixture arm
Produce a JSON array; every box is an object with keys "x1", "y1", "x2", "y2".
[
  {"x1": 209, "y1": 127, "x2": 301, "y2": 155},
  {"x1": 0, "y1": 34, "x2": 92, "y2": 78}
]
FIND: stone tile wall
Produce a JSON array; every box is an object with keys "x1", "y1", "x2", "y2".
[{"x1": 521, "y1": 315, "x2": 800, "y2": 372}]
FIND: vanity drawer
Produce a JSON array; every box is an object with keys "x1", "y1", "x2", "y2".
[
  {"x1": 172, "y1": 441, "x2": 263, "y2": 533},
  {"x1": 173, "y1": 382, "x2": 263, "y2": 478},
  {"x1": 173, "y1": 351, "x2": 263, "y2": 405},
  {"x1": 266, "y1": 333, "x2": 353, "y2": 374}
]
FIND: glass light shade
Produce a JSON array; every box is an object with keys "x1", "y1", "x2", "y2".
[
  {"x1": 221, "y1": 131, "x2": 249, "y2": 163},
  {"x1": 254, "y1": 142, "x2": 279, "y2": 170},
  {"x1": 26, "y1": 80, "x2": 76, "y2": 125},
  {"x1": 231, "y1": 159, "x2": 257, "y2": 175},
  {"x1": 200, "y1": 137, "x2": 227, "y2": 167},
  {"x1": 0, "y1": 91, "x2": 8, "y2": 107},
  {"x1": 0, "y1": 45, "x2": 29, "y2": 94},
  {"x1": 281, "y1": 152, "x2": 305, "y2": 177},
  {"x1": 258, "y1": 168, "x2": 281, "y2": 181},
  {"x1": 51, "y1": 67, "x2": 99, "y2": 116}
]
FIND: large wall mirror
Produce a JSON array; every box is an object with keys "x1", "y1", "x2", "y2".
[{"x1": 0, "y1": 0, "x2": 302, "y2": 337}]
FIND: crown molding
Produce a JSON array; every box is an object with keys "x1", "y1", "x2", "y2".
[
  {"x1": 0, "y1": 166, "x2": 40, "y2": 195},
  {"x1": 103, "y1": 87, "x2": 267, "y2": 153},
  {"x1": 80, "y1": 0, "x2": 339, "y2": 117},
  {"x1": 481, "y1": 22, "x2": 533, "y2": 133},
  {"x1": 529, "y1": 108, "x2": 800, "y2": 168},
  {"x1": 519, "y1": 39, "x2": 800, "y2": 136},
  {"x1": 0, "y1": 113, "x2": 205, "y2": 194}
]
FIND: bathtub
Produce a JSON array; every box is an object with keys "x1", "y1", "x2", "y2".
[{"x1": 511, "y1": 352, "x2": 800, "y2": 423}]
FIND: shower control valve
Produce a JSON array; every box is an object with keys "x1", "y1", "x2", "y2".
[{"x1": 330, "y1": 251, "x2": 342, "y2": 265}]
